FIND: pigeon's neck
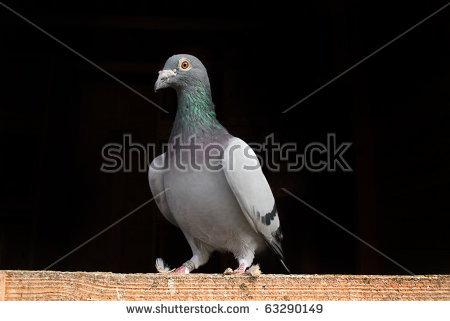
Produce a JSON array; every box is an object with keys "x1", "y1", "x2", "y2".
[{"x1": 169, "y1": 86, "x2": 227, "y2": 143}]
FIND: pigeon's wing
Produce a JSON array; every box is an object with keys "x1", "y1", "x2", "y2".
[
  {"x1": 148, "y1": 153, "x2": 178, "y2": 227},
  {"x1": 223, "y1": 137, "x2": 289, "y2": 272}
]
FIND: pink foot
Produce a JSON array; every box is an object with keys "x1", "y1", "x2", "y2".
[
  {"x1": 171, "y1": 266, "x2": 189, "y2": 274},
  {"x1": 234, "y1": 263, "x2": 247, "y2": 274}
]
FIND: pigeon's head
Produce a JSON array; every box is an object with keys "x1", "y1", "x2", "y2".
[{"x1": 154, "y1": 54, "x2": 211, "y2": 93}]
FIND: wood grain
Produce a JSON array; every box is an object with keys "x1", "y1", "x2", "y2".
[{"x1": 0, "y1": 271, "x2": 448, "y2": 301}]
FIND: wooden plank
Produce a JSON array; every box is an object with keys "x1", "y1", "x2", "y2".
[
  {"x1": 0, "y1": 271, "x2": 448, "y2": 301},
  {"x1": 0, "y1": 271, "x2": 5, "y2": 301}
]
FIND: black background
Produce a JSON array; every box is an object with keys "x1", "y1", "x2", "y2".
[{"x1": 0, "y1": 1, "x2": 449, "y2": 275}]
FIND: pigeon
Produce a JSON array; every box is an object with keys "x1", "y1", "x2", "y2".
[{"x1": 149, "y1": 54, "x2": 289, "y2": 274}]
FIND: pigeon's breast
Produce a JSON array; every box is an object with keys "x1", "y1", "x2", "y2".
[{"x1": 163, "y1": 164, "x2": 263, "y2": 252}]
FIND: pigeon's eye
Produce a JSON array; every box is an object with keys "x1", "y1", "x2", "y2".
[{"x1": 179, "y1": 58, "x2": 191, "y2": 71}]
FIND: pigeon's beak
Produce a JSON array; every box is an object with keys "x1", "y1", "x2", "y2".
[{"x1": 154, "y1": 69, "x2": 177, "y2": 92}]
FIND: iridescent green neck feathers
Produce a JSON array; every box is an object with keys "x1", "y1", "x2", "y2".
[{"x1": 170, "y1": 86, "x2": 226, "y2": 142}]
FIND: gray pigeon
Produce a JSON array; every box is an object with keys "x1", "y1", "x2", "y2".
[{"x1": 149, "y1": 54, "x2": 289, "y2": 274}]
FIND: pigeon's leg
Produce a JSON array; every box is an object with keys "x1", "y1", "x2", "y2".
[
  {"x1": 233, "y1": 251, "x2": 255, "y2": 274},
  {"x1": 234, "y1": 262, "x2": 247, "y2": 274},
  {"x1": 171, "y1": 263, "x2": 192, "y2": 274},
  {"x1": 171, "y1": 235, "x2": 212, "y2": 274}
]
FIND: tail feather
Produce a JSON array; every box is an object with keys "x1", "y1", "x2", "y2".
[
  {"x1": 279, "y1": 258, "x2": 291, "y2": 274},
  {"x1": 263, "y1": 233, "x2": 291, "y2": 274}
]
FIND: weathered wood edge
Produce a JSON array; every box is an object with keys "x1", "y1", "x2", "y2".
[
  {"x1": 0, "y1": 271, "x2": 5, "y2": 301},
  {"x1": 1, "y1": 270, "x2": 449, "y2": 301}
]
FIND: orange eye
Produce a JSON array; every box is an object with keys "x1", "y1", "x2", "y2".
[
  {"x1": 181, "y1": 61, "x2": 189, "y2": 69},
  {"x1": 179, "y1": 58, "x2": 191, "y2": 71}
]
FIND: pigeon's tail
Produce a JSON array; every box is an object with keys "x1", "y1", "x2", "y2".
[
  {"x1": 279, "y1": 258, "x2": 291, "y2": 274},
  {"x1": 263, "y1": 229, "x2": 291, "y2": 274}
]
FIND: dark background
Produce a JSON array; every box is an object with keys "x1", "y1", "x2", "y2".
[{"x1": 0, "y1": 0, "x2": 449, "y2": 275}]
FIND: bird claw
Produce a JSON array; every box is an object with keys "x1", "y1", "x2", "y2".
[
  {"x1": 223, "y1": 268, "x2": 234, "y2": 275},
  {"x1": 234, "y1": 263, "x2": 247, "y2": 274},
  {"x1": 171, "y1": 266, "x2": 190, "y2": 274},
  {"x1": 224, "y1": 263, "x2": 247, "y2": 274}
]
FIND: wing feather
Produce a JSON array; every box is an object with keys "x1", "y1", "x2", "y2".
[
  {"x1": 223, "y1": 138, "x2": 289, "y2": 272},
  {"x1": 148, "y1": 153, "x2": 178, "y2": 227}
]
